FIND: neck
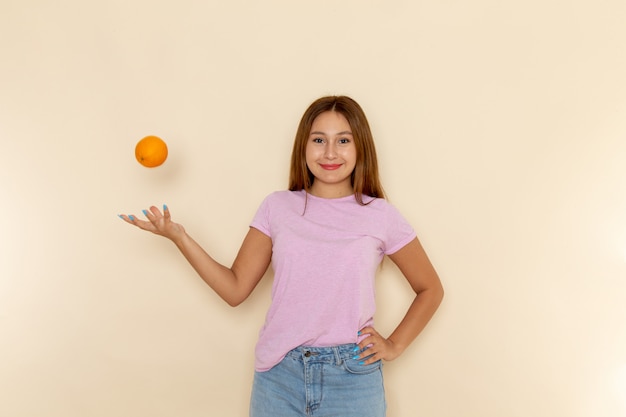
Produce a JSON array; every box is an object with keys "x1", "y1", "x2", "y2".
[{"x1": 308, "y1": 183, "x2": 354, "y2": 199}]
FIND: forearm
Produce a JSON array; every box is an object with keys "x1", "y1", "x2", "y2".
[
  {"x1": 172, "y1": 232, "x2": 241, "y2": 306},
  {"x1": 387, "y1": 285, "x2": 444, "y2": 353},
  {"x1": 121, "y1": 207, "x2": 268, "y2": 306}
]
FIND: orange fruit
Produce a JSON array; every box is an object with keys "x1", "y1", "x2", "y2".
[{"x1": 135, "y1": 135, "x2": 168, "y2": 167}]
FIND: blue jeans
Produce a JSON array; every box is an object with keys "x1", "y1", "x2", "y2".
[{"x1": 250, "y1": 344, "x2": 386, "y2": 417}]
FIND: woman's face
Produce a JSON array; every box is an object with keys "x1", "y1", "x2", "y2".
[{"x1": 305, "y1": 111, "x2": 357, "y2": 198}]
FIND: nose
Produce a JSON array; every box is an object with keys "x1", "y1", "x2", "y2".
[{"x1": 324, "y1": 143, "x2": 338, "y2": 159}]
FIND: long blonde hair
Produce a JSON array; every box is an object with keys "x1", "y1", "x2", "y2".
[{"x1": 288, "y1": 96, "x2": 385, "y2": 204}]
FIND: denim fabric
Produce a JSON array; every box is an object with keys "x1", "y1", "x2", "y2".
[{"x1": 250, "y1": 344, "x2": 386, "y2": 417}]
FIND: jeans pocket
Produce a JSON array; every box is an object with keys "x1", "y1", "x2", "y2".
[{"x1": 343, "y1": 357, "x2": 383, "y2": 375}]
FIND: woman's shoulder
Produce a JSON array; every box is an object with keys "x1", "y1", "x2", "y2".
[
  {"x1": 362, "y1": 196, "x2": 407, "y2": 217},
  {"x1": 361, "y1": 194, "x2": 391, "y2": 208}
]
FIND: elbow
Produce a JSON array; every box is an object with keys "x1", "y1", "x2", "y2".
[
  {"x1": 434, "y1": 282, "x2": 445, "y2": 311},
  {"x1": 225, "y1": 297, "x2": 243, "y2": 308},
  {"x1": 436, "y1": 285, "x2": 444, "y2": 307},
  {"x1": 224, "y1": 293, "x2": 249, "y2": 308},
  {"x1": 420, "y1": 280, "x2": 444, "y2": 309},
  {"x1": 434, "y1": 280, "x2": 445, "y2": 304}
]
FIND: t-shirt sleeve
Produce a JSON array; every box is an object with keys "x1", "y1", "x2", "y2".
[
  {"x1": 250, "y1": 194, "x2": 272, "y2": 237},
  {"x1": 383, "y1": 203, "x2": 417, "y2": 255}
]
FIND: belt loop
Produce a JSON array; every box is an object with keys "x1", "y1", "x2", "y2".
[{"x1": 332, "y1": 346, "x2": 342, "y2": 365}]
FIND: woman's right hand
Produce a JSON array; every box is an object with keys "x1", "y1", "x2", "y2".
[{"x1": 118, "y1": 204, "x2": 186, "y2": 242}]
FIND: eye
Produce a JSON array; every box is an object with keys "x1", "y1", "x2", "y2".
[
  {"x1": 338, "y1": 138, "x2": 351, "y2": 144},
  {"x1": 312, "y1": 137, "x2": 325, "y2": 144}
]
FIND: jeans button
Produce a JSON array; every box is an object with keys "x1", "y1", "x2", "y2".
[{"x1": 304, "y1": 351, "x2": 311, "y2": 357}]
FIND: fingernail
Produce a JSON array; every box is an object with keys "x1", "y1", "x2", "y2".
[
  {"x1": 357, "y1": 330, "x2": 362, "y2": 335},
  {"x1": 163, "y1": 204, "x2": 168, "y2": 211},
  {"x1": 352, "y1": 355, "x2": 360, "y2": 360},
  {"x1": 359, "y1": 361, "x2": 365, "y2": 365},
  {"x1": 129, "y1": 215, "x2": 135, "y2": 221},
  {"x1": 118, "y1": 215, "x2": 124, "y2": 220},
  {"x1": 353, "y1": 346, "x2": 359, "y2": 352},
  {"x1": 142, "y1": 209, "x2": 148, "y2": 216}
]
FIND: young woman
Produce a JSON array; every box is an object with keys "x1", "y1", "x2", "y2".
[{"x1": 119, "y1": 96, "x2": 443, "y2": 417}]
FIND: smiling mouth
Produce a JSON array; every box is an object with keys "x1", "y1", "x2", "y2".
[{"x1": 320, "y1": 164, "x2": 342, "y2": 170}]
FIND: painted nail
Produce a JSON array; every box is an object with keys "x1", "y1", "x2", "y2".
[
  {"x1": 353, "y1": 346, "x2": 360, "y2": 352},
  {"x1": 352, "y1": 355, "x2": 360, "y2": 360},
  {"x1": 359, "y1": 361, "x2": 365, "y2": 365},
  {"x1": 357, "y1": 330, "x2": 362, "y2": 335},
  {"x1": 163, "y1": 204, "x2": 168, "y2": 211},
  {"x1": 129, "y1": 215, "x2": 135, "y2": 221},
  {"x1": 118, "y1": 214, "x2": 124, "y2": 220},
  {"x1": 142, "y1": 209, "x2": 148, "y2": 216}
]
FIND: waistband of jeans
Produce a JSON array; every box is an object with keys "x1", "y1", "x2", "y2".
[{"x1": 285, "y1": 343, "x2": 359, "y2": 364}]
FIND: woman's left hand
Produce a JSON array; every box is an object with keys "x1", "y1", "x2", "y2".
[{"x1": 355, "y1": 326, "x2": 404, "y2": 364}]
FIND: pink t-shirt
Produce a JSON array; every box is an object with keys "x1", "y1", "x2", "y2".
[{"x1": 250, "y1": 190, "x2": 416, "y2": 371}]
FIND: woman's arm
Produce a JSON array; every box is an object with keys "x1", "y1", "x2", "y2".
[
  {"x1": 356, "y1": 237, "x2": 444, "y2": 363},
  {"x1": 119, "y1": 205, "x2": 272, "y2": 307}
]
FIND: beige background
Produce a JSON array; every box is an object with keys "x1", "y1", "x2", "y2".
[{"x1": 1, "y1": 1, "x2": 625, "y2": 416}]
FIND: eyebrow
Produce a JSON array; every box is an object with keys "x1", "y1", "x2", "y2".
[{"x1": 309, "y1": 131, "x2": 353, "y2": 136}]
